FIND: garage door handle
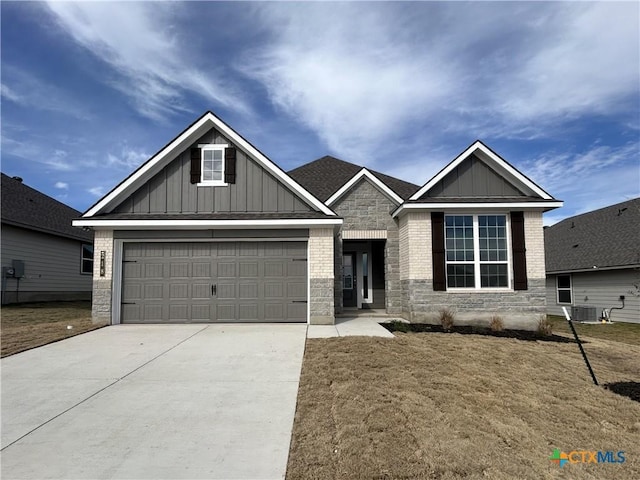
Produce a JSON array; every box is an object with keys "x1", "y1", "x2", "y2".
[{"x1": 212, "y1": 284, "x2": 217, "y2": 296}]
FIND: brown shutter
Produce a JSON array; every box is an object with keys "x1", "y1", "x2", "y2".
[
  {"x1": 432, "y1": 212, "x2": 446, "y2": 291},
  {"x1": 190, "y1": 148, "x2": 201, "y2": 184},
  {"x1": 224, "y1": 147, "x2": 236, "y2": 184},
  {"x1": 511, "y1": 211, "x2": 528, "y2": 290}
]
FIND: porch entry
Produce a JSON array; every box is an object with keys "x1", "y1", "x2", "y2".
[{"x1": 342, "y1": 240, "x2": 385, "y2": 310}]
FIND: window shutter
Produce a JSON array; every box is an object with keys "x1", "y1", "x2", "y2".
[
  {"x1": 511, "y1": 211, "x2": 528, "y2": 290},
  {"x1": 190, "y1": 148, "x2": 201, "y2": 184},
  {"x1": 432, "y1": 212, "x2": 446, "y2": 291},
  {"x1": 224, "y1": 147, "x2": 236, "y2": 184}
]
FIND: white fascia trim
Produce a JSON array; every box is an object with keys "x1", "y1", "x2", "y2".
[
  {"x1": 72, "y1": 218, "x2": 343, "y2": 229},
  {"x1": 392, "y1": 201, "x2": 564, "y2": 218},
  {"x1": 547, "y1": 264, "x2": 640, "y2": 275},
  {"x1": 84, "y1": 112, "x2": 336, "y2": 217},
  {"x1": 326, "y1": 168, "x2": 403, "y2": 206},
  {"x1": 409, "y1": 141, "x2": 553, "y2": 201}
]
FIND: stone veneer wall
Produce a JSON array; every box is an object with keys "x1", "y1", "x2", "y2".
[
  {"x1": 398, "y1": 210, "x2": 547, "y2": 330},
  {"x1": 92, "y1": 229, "x2": 114, "y2": 324},
  {"x1": 308, "y1": 227, "x2": 335, "y2": 324},
  {"x1": 333, "y1": 179, "x2": 401, "y2": 314}
]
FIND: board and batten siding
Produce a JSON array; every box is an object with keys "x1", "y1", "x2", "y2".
[
  {"x1": 1, "y1": 224, "x2": 92, "y2": 303},
  {"x1": 114, "y1": 128, "x2": 311, "y2": 214},
  {"x1": 425, "y1": 155, "x2": 526, "y2": 198},
  {"x1": 546, "y1": 269, "x2": 640, "y2": 324}
]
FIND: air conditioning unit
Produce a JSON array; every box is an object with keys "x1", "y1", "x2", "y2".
[{"x1": 571, "y1": 306, "x2": 597, "y2": 322}]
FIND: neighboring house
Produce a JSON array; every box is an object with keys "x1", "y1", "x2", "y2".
[
  {"x1": 545, "y1": 198, "x2": 640, "y2": 324},
  {"x1": 1, "y1": 173, "x2": 94, "y2": 304},
  {"x1": 74, "y1": 111, "x2": 562, "y2": 328}
]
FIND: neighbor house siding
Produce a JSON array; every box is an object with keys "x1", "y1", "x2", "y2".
[
  {"x1": 546, "y1": 269, "x2": 640, "y2": 324},
  {"x1": 114, "y1": 128, "x2": 311, "y2": 214},
  {"x1": 332, "y1": 179, "x2": 401, "y2": 314},
  {"x1": 0, "y1": 224, "x2": 92, "y2": 303}
]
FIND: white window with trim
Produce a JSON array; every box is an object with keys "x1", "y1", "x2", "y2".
[
  {"x1": 445, "y1": 214, "x2": 510, "y2": 289},
  {"x1": 199, "y1": 144, "x2": 227, "y2": 185},
  {"x1": 556, "y1": 274, "x2": 572, "y2": 304},
  {"x1": 81, "y1": 243, "x2": 94, "y2": 275}
]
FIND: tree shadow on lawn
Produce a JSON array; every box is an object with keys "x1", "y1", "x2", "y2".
[
  {"x1": 381, "y1": 321, "x2": 577, "y2": 344},
  {"x1": 605, "y1": 382, "x2": 640, "y2": 403}
]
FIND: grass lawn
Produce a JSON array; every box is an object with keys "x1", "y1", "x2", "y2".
[
  {"x1": 548, "y1": 315, "x2": 640, "y2": 346},
  {"x1": 287, "y1": 328, "x2": 640, "y2": 479},
  {"x1": 1, "y1": 301, "x2": 107, "y2": 357}
]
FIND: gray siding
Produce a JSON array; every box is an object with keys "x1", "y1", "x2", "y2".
[
  {"x1": 114, "y1": 128, "x2": 311, "y2": 214},
  {"x1": 426, "y1": 154, "x2": 525, "y2": 198},
  {"x1": 1, "y1": 224, "x2": 92, "y2": 303},
  {"x1": 546, "y1": 269, "x2": 640, "y2": 324}
]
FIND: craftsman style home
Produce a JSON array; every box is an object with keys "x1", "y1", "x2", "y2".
[{"x1": 75, "y1": 112, "x2": 562, "y2": 328}]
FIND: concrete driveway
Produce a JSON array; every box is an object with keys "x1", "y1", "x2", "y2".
[{"x1": 1, "y1": 324, "x2": 307, "y2": 480}]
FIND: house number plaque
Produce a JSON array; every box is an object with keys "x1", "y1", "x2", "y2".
[{"x1": 100, "y1": 251, "x2": 106, "y2": 277}]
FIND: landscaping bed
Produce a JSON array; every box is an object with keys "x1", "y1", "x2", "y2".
[{"x1": 1, "y1": 301, "x2": 107, "y2": 357}]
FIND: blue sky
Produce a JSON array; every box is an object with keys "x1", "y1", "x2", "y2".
[{"x1": 2, "y1": 1, "x2": 638, "y2": 225}]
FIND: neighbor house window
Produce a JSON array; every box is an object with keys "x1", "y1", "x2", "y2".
[
  {"x1": 199, "y1": 145, "x2": 226, "y2": 185},
  {"x1": 81, "y1": 244, "x2": 94, "y2": 275},
  {"x1": 556, "y1": 275, "x2": 572, "y2": 304},
  {"x1": 445, "y1": 215, "x2": 509, "y2": 289}
]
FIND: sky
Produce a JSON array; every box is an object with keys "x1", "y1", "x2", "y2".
[{"x1": 1, "y1": 1, "x2": 638, "y2": 226}]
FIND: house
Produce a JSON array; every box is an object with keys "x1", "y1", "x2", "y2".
[
  {"x1": 74, "y1": 111, "x2": 562, "y2": 328},
  {"x1": 1, "y1": 174, "x2": 94, "y2": 304},
  {"x1": 545, "y1": 198, "x2": 640, "y2": 324}
]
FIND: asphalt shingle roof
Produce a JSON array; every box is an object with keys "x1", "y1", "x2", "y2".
[
  {"x1": 1, "y1": 173, "x2": 92, "y2": 242},
  {"x1": 544, "y1": 197, "x2": 640, "y2": 273},
  {"x1": 288, "y1": 155, "x2": 420, "y2": 202}
]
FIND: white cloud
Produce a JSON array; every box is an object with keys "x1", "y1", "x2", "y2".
[
  {"x1": 242, "y1": 3, "x2": 639, "y2": 163},
  {"x1": 44, "y1": 2, "x2": 249, "y2": 121},
  {"x1": 54, "y1": 181, "x2": 69, "y2": 189},
  {"x1": 88, "y1": 186, "x2": 105, "y2": 197},
  {"x1": 107, "y1": 146, "x2": 150, "y2": 169},
  {"x1": 1, "y1": 67, "x2": 91, "y2": 119},
  {"x1": 0, "y1": 135, "x2": 76, "y2": 171}
]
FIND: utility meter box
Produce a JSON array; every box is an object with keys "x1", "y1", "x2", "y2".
[{"x1": 12, "y1": 260, "x2": 25, "y2": 278}]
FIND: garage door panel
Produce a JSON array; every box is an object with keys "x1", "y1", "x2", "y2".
[{"x1": 122, "y1": 241, "x2": 307, "y2": 323}]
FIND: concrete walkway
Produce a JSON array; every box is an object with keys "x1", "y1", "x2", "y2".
[
  {"x1": 307, "y1": 316, "x2": 396, "y2": 338},
  {"x1": 1, "y1": 324, "x2": 306, "y2": 480}
]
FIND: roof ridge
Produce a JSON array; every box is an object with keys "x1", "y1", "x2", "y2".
[{"x1": 1, "y1": 173, "x2": 82, "y2": 216}]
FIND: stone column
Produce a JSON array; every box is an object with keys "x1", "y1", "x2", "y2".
[
  {"x1": 92, "y1": 229, "x2": 114, "y2": 324},
  {"x1": 308, "y1": 227, "x2": 335, "y2": 325}
]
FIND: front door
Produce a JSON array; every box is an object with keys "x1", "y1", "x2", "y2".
[{"x1": 343, "y1": 252, "x2": 357, "y2": 308}]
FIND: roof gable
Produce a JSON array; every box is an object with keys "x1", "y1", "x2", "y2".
[
  {"x1": 1, "y1": 173, "x2": 92, "y2": 242},
  {"x1": 326, "y1": 168, "x2": 404, "y2": 206},
  {"x1": 288, "y1": 155, "x2": 420, "y2": 201},
  {"x1": 545, "y1": 197, "x2": 640, "y2": 273},
  {"x1": 83, "y1": 111, "x2": 335, "y2": 218},
  {"x1": 410, "y1": 141, "x2": 554, "y2": 201}
]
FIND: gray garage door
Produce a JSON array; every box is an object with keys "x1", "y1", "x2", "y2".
[{"x1": 121, "y1": 241, "x2": 307, "y2": 323}]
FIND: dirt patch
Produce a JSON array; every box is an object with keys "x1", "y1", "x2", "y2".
[
  {"x1": 1, "y1": 301, "x2": 107, "y2": 357},
  {"x1": 287, "y1": 333, "x2": 640, "y2": 479}
]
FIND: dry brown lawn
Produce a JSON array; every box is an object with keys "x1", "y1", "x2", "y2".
[
  {"x1": 1, "y1": 301, "x2": 107, "y2": 357},
  {"x1": 287, "y1": 332, "x2": 640, "y2": 479}
]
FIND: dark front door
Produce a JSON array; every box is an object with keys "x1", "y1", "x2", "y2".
[{"x1": 343, "y1": 252, "x2": 357, "y2": 308}]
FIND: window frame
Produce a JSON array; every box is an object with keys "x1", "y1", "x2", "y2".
[
  {"x1": 556, "y1": 274, "x2": 572, "y2": 305},
  {"x1": 444, "y1": 213, "x2": 512, "y2": 291},
  {"x1": 80, "y1": 243, "x2": 94, "y2": 275},
  {"x1": 197, "y1": 144, "x2": 228, "y2": 187}
]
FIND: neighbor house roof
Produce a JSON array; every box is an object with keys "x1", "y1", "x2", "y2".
[
  {"x1": 545, "y1": 197, "x2": 640, "y2": 273},
  {"x1": 1, "y1": 173, "x2": 92, "y2": 242},
  {"x1": 288, "y1": 155, "x2": 420, "y2": 202}
]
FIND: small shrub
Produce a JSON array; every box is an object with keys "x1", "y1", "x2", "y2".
[
  {"x1": 537, "y1": 315, "x2": 553, "y2": 336},
  {"x1": 389, "y1": 320, "x2": 409, "y2": 333},
  {"x1": 489, "y1": 315, "x2": 504, "y2": 332},
  {"x1": 439, "y1": 308, "x2": 455, "y2": 332}
]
